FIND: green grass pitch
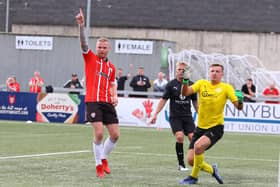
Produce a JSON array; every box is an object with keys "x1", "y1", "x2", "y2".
[{"x1": 0, "y1": 120, "x2": 279, "y2": 187}]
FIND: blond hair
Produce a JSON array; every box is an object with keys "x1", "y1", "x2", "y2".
[
  {"x1": 176, "y1": 61, "x2": 187, "y2": 69},
  {"x1": 97, "y1": 37, "x2": 110, "y2": 43}
]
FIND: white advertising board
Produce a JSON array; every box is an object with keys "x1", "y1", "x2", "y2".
[{"x1": 116, "y1": 98, "x2": 280, "y2": 134}]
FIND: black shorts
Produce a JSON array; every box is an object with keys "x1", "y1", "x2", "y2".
[
  {"x1": 86, "y1": 102, "x2": 119, "y2": 124},
  {"x1": 169, "y1": 116, "x2": 195, "y2": 135},
  {"x1": 189, "y1": 125, "x2": 224, "y2": 150}
]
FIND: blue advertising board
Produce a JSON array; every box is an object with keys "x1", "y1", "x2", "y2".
[
  {"x1": 0, "y1": 91, "x2": 37, "y2": 121},
  {"x1": 0, "y1": 92, "x2": 85, "y2": 123}
]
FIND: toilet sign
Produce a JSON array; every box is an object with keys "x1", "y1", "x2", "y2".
[{"x1": 16, "y1": 36, "x2": 53, "y2": 50}]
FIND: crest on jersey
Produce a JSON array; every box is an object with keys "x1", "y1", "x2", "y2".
[
  {"x1": 179, "y1": 94, "x2": 185, "y2": 100},
  {"x1": 91, "y1": 112, "x2": 96, "y2": 119}
]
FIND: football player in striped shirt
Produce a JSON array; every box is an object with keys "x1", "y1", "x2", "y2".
[{"x1": 76, "y1": 8, "x2": 119, "y2": 178}]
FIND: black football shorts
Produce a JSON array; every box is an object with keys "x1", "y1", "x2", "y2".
[{"x1": 86, "y1": 102, "x2": 119, "y2": 124}]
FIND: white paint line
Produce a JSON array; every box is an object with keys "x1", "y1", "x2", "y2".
[
  {"x1": 0, "y1": 150, "x2": 91, "y2": 160},
  {"x1": 0, "y1": 150, "x2": 277, "y2": 163}
]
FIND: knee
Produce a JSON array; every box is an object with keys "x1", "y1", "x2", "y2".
[
  {"x1": 176, "y1": 136, "x2": 184, "y2": 143},
  {"x1": 94, "y1": 133, "x2": 104, "y2": 142},
  {"x1": 194, "y1": 142, "x2": 204, "y2": 154},
  {"x1": 110, "y1": 132, "x2": 120, "y2": 142},
  {"x1": 175, "y1": 132, "x2": 184, "y2": 143}
]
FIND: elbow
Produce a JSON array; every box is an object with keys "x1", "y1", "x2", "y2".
[{"x1": 81, "y1": 44, "x2": 88, "y2": 52}]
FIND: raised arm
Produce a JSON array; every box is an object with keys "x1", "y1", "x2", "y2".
[
  {"x1": 181, "y1": 66, "x2": 194, "y2": 96},
  {"x1": 182, "y1": 83, "x2": 194, "y2": 96},
  {"x1": 76, "y1": 8, "x2": 89, "y2": 52}
]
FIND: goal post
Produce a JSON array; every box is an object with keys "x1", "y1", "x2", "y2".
[{"x1": 168, "y1": 49, "x2": 280, "y2": 97}]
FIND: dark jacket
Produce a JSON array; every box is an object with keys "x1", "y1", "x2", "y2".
[
  {"x1": 129, "y1": 75, "x2": 151, "y2": 92},
  {"x1": 63, "y1": 79, "x2": 83, "y2": 94}
]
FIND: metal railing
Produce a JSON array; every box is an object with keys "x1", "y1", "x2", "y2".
[
  {"x1": 52, "y1": 87, "x2": 163, "y2": 98},
  {"x1": 3, "y1": 86, "x2": 280, "y2": 102}
]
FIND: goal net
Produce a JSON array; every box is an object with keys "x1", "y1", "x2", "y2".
[{"x1": 168, "y1": 49, "x2": 280, "y2": 97}]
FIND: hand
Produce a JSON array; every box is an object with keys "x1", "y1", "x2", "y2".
[
  {"x1": 137, "y1": 81, "x2": 143, "y2": 86},
  {"x1": 183, "y1": 65, "x2": 191, "y2": 80},
  {"x1": 76, "y1": 8, "x2": 85, "y2": 26},
  {"x1": 235, "y1": 90, "x2": 244, "y2": 104},
  {"x1": 111, "y1": 96, "x2": 118, "y2": 106},
  {"x1": 149, "y1": 114, "x2": 157, "y2": 124}
]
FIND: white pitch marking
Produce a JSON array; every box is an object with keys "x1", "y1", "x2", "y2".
[
  {"x1": 0, "y1": 150, "x2": 91, "y2": 160},
  {"x1": 0, "y1": 150, "x2": 278, "y2": 163}
]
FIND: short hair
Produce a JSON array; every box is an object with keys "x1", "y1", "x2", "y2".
[
  {"x1": 118, "y1": 68, "x2": 123, "y2": 71},
  {"x1": 138, "y1": 67, "x2": 144, "y2": 70},
  {"x1": 97, "y1": 37, "x2": 110, "y2": 43},
  {"x1": 176, "y1": 61, "x2": 187, "y2": 69},
  {"x1": 210, "y1": 63, "x2": 224, "y2": 71}
]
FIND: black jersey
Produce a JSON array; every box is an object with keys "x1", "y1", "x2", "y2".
[{"x1": 162, "y1": 79, "x2": 197, "y2": 117}]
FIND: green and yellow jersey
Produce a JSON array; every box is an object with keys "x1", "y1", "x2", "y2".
[{"x1": 191, "y1": 80, "x2": 238, "y2": 129}]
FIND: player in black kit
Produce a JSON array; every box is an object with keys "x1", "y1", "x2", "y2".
[{"x1": 150, "y1": 61, "x2": 198, "y2": 171}]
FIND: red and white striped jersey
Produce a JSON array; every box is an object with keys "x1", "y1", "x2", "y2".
[
  {"x1": 29, "y1": 77, "x2": 44, "y2": 93},
  {"x1": 83, "y1": 49, "x2": 116, "y2": 103}
]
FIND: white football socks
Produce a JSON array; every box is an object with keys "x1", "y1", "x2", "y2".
[
  {"x1": 93, "y1": 138, "x2": 117, "y2": 166},
  {"x1": 93, "y1": 142, "x2": 103, "y2": 166},
  {"x1": 102, "y1": 137, "x2": 116, "y2": 160}
]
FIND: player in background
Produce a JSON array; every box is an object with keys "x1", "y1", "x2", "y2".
[
  {"x1": 29, "y1": 70, "x2": 44, "y2": 93},
  {"x1": 76, "y1": 8, "x2": 119, "y2": 178},
  {"x1": 6, "y1": 76, "x2": 20, "y2": 92},
  {"x1": 150, "y1": 61, "x2": 198, "y2": 171},
  {"x1": 179, "y1": 64, "x2": 243, "y2": 185}
]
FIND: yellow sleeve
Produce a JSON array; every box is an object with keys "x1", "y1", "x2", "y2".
[
  {"x1": 191, "y1": 79, "x2": 204, "y2": 93},
  {"x1": 227, "y1": 84, "x2": 238, "y2": 103}
]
